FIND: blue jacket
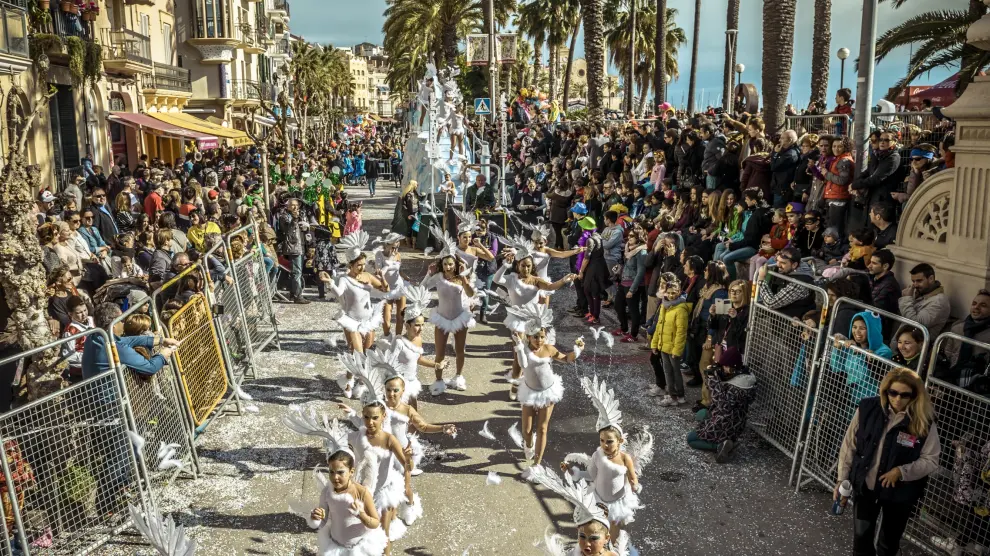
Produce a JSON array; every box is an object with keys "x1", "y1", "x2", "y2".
[
  {"x1": 355, "y1": 155, "x2": 366, "y2": 177},
  {"x1": 82, "y1": 333, "x2": 168, "y2": 379},
  {"x1": 78, "y1": 226, "x2": 108, "y2": 254},
  {"x1": 829, "y1": 310, "x2": 893, "y2": 407}
]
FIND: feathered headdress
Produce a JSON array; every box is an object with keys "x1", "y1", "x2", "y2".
[
  {"x1": 373, "y1": 231, "x2": 405, "y2": 246},
  {"x1": 423, "y1": 63, "x2": 437, "y2": 80},
  {"x1": 338, "y1": 230, "x2": 370, "y2": 264},
  {"x1": 452, "y1": 208, "x2": 479, "y2": 235},
  {"x1": 340, "y1": 352, "x2": 388, "y2": 408},
  {"x1": 283, "y1": 406, "x2": 354, "y2": 460},
  {"x1": 498, "y1": 234, "x2": 535, "y2": 263},
  {"x1": 128, "y1": 505, "x2": 197, "y2": 556},
  {"x1": 403, "y1": 284, "x2": 431, "y2": 321},
  {"x1": 427, "y1": 224, "x2": 458, "y2": 259},
  {"x1": 505, "y1": 303, "x2": 554, "y2": 336},
  {"x1": 581, "y1": 375, "x2": 623, "y2": 437},
  {"x1": 518, "y1": 219, "x2": 553, "y2": 243},
  {"x1": 525, "y1": 465, "x2": 609, "y2": 529},
  {"x1": 366, "y1": 344, "x2": 406, "y2": 385}
]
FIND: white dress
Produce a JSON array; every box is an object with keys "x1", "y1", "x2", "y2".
[
  {"x1": 393, "y1": 335, "x2": 424, "y2": 402},
  {"x1": 493, "y1": 264, "x2": 543, "y2": 334},
  {"x1": 375, "y1": 251, "x2": 405, "y2": 301},
  {"x1": 514, "y1": 342, "x2": 564, "y2": 409},
  {"x1": 388, "y1": 410, "x2": 424, "y2": 470},
  {"x1": 349, "y1": 429, "x2": 410, "y2": 540},
  {"x1": 587, "y1": 447, "x2": 642, "y2": 525},
  {"x1": 305, "y1": 485, "x2": 389, "y2": 556},
  {"x1": 421, "y1": 273, "x2": 476, "y2": 334},
  {"x1": 454, "y1": 247, "x2": 478, "y2": 276},
  {"x1": 533, "y1": 251, "x2": 552, "y2": 282},
  {"x1": 326, "y1": 276, "x2": 388, "y2": 334}
]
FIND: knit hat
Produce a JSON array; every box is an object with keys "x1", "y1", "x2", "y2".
[
  {"x1": 823, "y1": 227, "x2": 841, "y2": 240},
  {"x1": 717, "y1": 346, "x2": 743, "y2": 368},
  {"x1": 127, "y1": 289, "x2": 149, "y2": 307},
  {"x1": 578, "y1": 217, "x2": 597, "y2": 230}
]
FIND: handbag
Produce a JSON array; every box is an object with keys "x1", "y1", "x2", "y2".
[{"x1": 411, "y1": 215, "x2": 421, "y2": 233}]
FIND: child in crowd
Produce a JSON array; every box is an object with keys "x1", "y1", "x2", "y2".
[
  {"x1": 822, "y1": 227, "x2": 873, "y2": 279},
  {"x1": 748, "y1": 209, "x2": 790, "y2": 280},
  {"x1": 60, "y1": 295, "x2": 93, "y2": 382},
  {"x1": 650, "y1": 281, "x2": 690, "y2": 406},
  {"x1": 343, "y1": 200, "x2": 363, "y2": 236},
  {"x1": 812, "y1": 227, "x2": 846, "y2": 268}
]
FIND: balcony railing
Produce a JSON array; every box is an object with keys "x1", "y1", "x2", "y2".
[
  {"x1": 148, "y1": 62, "x2": 191, "y2": 92},
  {"x1": 230, "y1": 78, "x2": 260, "y2": 101},
  {"x1": 0, "y1": 1, "x2": 28, "y2": 58},
  {"x1": 191, "y1": 0, "x2": 233, "y2": 40},
  {"x1": 237, "y1": 23, "x2": 256, "y2": 48},
  {"x1": 275, "y1": 38, "x2": 290, "y2": 56},
  {"x1": 271, "y1": 0, "x2": 289, "y2": 16},
  {"x1": 104, "y1": 28, "x2": 152, "y2": 66},
  {"x1": 48, "y1": 4, "x2": 88, "y2": 40},
  {"x1": 255, "y1": 13, "x2": 270, "y2": 42}
]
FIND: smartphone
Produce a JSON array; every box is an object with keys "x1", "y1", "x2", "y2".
[{"x1": 715, "y1": 299, "x2": 732, "y2": 315}]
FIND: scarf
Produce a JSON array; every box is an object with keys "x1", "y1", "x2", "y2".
[
  {"x1": 960, "y1": 316, "x2": 990, "y2": 363},
  {"x1": 624, "y1": 243, "x2": 646, "y2": 260},
  {"x1": 693, "y1": 284, "x2": 723, "y2": 320}
]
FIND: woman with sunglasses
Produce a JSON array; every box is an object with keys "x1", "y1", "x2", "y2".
[{"x1": 835, "y1": 367, "x2": 939, "y2": 556}]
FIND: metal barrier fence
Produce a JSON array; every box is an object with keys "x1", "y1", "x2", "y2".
[
  {"x1": 0, "y1": 328, "x2": 154, "y2": 555},
  {"x1": 783, "y1": 114, "x2": 853, "y2": 138},
  {"x1": 744, "y1": 271, "x2": 828, "y2": 483},
  {"x1": 226, "y1": 222, "x2": 281, "y2": 356},
  {"x1": 903, "y1": 333, "x2": 990, "y2": 555},
  {"x1": 376, "y1": 159, "x2": 393, "y2": 182},
  {"x1": 109, "y1": 294, "x2": 199, "y2": 501},
  {"x1": 795, "y1": 297, "x2": 930, "y2": 492},
  {"x1": 871, "y1": 111, "x2": 953, "y2": 146}
]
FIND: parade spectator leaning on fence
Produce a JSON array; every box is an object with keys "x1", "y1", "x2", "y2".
[
  {"x1": 756, "y1": 247, "x2": 817, "y2": 318},
  {"x1": 836, "y1": 367, "x2": 939, "y2": 556},
  {"x1": 897, "y1": 263, "x2": 950, "y2": 338},
  {"x1": 81, "y1": 303, "x2": 178, "y2": 379},
  {"x1": 944, "y1": 289, "x2": 990, "y2": 368},
  {"x1": 891, "y1": 327, "x2": 925, "y2": 372}
]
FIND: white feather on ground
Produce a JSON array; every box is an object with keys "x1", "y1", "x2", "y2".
[
  {"x1": 128, "y1": 504, "x2": 197, "y2": 556},
  {"x1": 603, "y1": 333, "x2": 615, "y2": 349},
  {"x1": 478, "y1": 421, "x2": 496, "y2": 441},
  {"x1": 127, "y1": 431, "x2": 147, "y2": 454},
  {"x1": 234, "y1": 386, "x2": 253, "y2": 400},
  {"x1": 508, "y1": 422, "x2": 524, "y2": 450},
  {"x1": 486, "y1": 471, "x2": 502, "y2": 485}
]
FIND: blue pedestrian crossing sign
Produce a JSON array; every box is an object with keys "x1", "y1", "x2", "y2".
[{"x1": 474, "y1": 98, "x2": 492, "y2": 115}]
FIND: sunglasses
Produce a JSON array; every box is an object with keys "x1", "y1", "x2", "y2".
[
  {"x1": 911, "y1": 157, "x2": 926, "y2": 162},
  {"x1": 729, "y1": 288, "x2": 745, "y2": 294},
  {"x1": 887, "y1": 388, "x2": 915, "y2": 400}
]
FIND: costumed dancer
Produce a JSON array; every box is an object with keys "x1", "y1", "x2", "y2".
[
  {"x1": 421, "y1": 229, "x2": 479, "y2": 395},
  {"x1": 508, "y1": 304, "x2": 584, "y2": 474},
  {"x1": 416, "y1": 64, "x2": 438, "y2": 130},
  {"x1": 522, "y1": 222, "x2": 584, "y2": 286},
  {"x1": 319, "y1": 230, "x2": 389, "y2": 398},
  {"x1": 283, "y1": 411, "x2": 389, "y2": 556},
  {"x1": 373, "y1": 232, "x2": 407, "y2": 337},
  {"x1": 339, "y1": 353, "x2": 417, "y2": 551},
  {"x1": 526, "y1": 465, "x2": 638, "y2": 556},
  {"x1": 379, "y1": 285, "x2": 447, "y2": 410},
  {"x1": 450, "y1": 210, "x2": 495, "y2": 279},
  {"x1": 563, "y1": 376, "x2": 655, "y2": 543},
  {"x1": 496, "y1": 237, "x2": 577, "y2": 400}
]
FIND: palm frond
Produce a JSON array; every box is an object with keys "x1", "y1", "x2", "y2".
[{"x1": 874, "y1": 10, "x2": 972, "y2": 64}]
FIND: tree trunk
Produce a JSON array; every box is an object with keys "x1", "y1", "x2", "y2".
[
  {"x1": 687, "y1": 0, "x2": 701, "y2": 114},
  {"x1": 723, "y1": 0, "x2": 740, "y2": 112},
  {"x1": 562, "y1": 16, "x2": 581, "y2": 111},
  {"x1": 626, "y1": 0, "x2": 636, "y2": 114},
  {"x1": 533, "y1": 39, "x2": 544, "y2": 92},
  {"x1": 581, "y1": 0, "x2": 606, "y2": 124},
  {"x1": 762, "y1": 0, "x2": 797, "y2": 132},
  {"x1": 637, "y1": 78, "x2": 650, "y2": 115},
  {"x1": 548, "y1": 45, "x2": 559, "y2": 102},
  {"x1": 809, "y1": 0, "x2": 831, "y2": 112},
  {"x1": 442, "y1": 23, "x2": 458, "y2": 67},
  {"x1": 654, "y1": 0, "x2": 667, "y2": 107}
]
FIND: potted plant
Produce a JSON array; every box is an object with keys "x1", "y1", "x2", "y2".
[
  {"x1": 38, "y1": 0, "x2": 50, "y2": 10},
  {"x1": 59, "y1": 0, "x2": 72, "y2": 12}
]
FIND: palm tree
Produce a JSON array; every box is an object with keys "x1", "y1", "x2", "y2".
[
  {"x1": 809, "y1": 0, "x2": 831, "y2": 111},
  {"x1": 607, "y1": 2, "x2": 684, "y2": 115},
  {"x1": 686, "y1": 0, "x2": 701, "y2": 114},
  {"x1": 544, "y1": 1, "x2": 578, "y2": 102},
  {"x1": 877, "y1": 0, "x2": 989, "y2": 100},
  {"x1": 560, "y1": 0, "x2": 584, "y2": 109},
  {"x1": 722, "y1": 0, "x2": 739, "y2": 112},
  {"x1": 517, "y1": 0, "x2": 551, "y2": 90},
  {"x1": 653, "y1": 0, "x2": 667, "y2": 107},
  {"x1": 581, "y1": 0, "x2": 607, "y2": 123},
  {"x1": 762, "y1": 0, "x2": 797, "y2": 131},
  {"x1": 513, "y1": 39, "x2": 534, "y2": 89}
]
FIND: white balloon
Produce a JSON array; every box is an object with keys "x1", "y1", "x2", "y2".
[{"x1": 331, "y1": 166, "x2": 341, "y2": 175}]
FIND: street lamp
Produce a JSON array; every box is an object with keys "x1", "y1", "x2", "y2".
[
  {"x1": 837, "y1": 47, "x2": 850, "y2": 89},
  {"x1": 735, "y1": 63, "x2": 745, "y2": 86}
]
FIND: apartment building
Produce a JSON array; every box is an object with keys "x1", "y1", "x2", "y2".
[{"x1": 345, "y1": 43, "x2": 392, "y2": 117}]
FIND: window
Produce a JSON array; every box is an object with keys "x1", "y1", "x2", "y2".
[
  {"x1": 140, "y1": 14, "x2": 150, "y2": 38},
  {"x1": 163, "y1": 23, "x2": 174, "y2": 63}
]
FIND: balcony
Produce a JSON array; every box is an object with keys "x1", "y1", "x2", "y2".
[
  {"x1": 236, "y1": 23, "x2": 263, "y2": 54},
  {"x1": 47, "y1": 4, "x2": 89, "y2": 40},
  {"x1": 188, "y1": 0, "x2": 239, "y2": 63},
  {"x1": 0, "y1": 0, "x2": 29, "y2": 74},
  {"x1": 254, "y1": 14, "x2": 272, "y2": 46},
  {"x1": 101, "y1": 28, "x2": 152, "y2": 76},
  {"x1": 271, "y1": 37, "x2": 290, "y2": 59},
  {"x1": 146, "y1": 62, "x2": 192, "y2": 93},
  {"x1": 269, "y1": 0, "x2": 289, "y2": 19},
  {"x1": 230, "y1": 79, "x2": 261, "y2": 103}
]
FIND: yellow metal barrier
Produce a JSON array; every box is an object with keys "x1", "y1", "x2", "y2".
[{"x1": 167, "y1": 293, "x2": 228, "y2": 426}]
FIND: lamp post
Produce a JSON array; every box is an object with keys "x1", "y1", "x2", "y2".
[
  {"x1": 724, "y1": 29, "x2": 738, "y2": 111},
  {"x1": 837, "y1": 47, "x2": 850, "y2": 90},
  {"x1": 735, "y1": 63, "x2": 745, "y2": 86}
]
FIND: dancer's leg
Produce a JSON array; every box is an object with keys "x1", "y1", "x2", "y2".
[
  {"x1": 363, "y1": 330, "x2": 375, "y2": 351},
  {"x1": 382, "y1": 302, "x2": 393, "y2": 337},
  {"x1": 521, "y1": 406, "x2": 536, "y2": 448},
  {"x1": 454, "y1": 329, "x2": 467, "y2": 376},
  {"x1": 533, "y1": 403, "x2": 555, "y2": 465},
  {"x1": 394, "y1": 297, "x2": 407, "y2": 336},
  {"x1": 434, "y1": 330, "x2": 448, "y2": 381}
]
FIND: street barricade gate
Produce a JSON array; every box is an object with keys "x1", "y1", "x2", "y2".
[
  {"x1": 744, "y1": 271, "x2": 829, "y2": 482},
  {"x1": 0, "y1": 329, "x2": 155, "y2": 555},
  {"x1": 796, "y1": 298, "x2": 930, "y2": 492},
  {"x1": 226, "y1": 221, "x2": 281, "y2": 356},
  {"x1": 904, "y1": 334, "x2": 990, "y2": 555},
  {"x1": 167, "y1": 293, "x2": 229, "y2": 428}
]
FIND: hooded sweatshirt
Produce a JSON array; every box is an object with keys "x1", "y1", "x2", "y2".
[{"x1": 830, "y1": 311, "x2": 893, "y2": 408}]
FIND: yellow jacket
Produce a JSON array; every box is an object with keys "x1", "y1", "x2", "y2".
[{"x1": 650, "y1": 297, "x2": 690, "y2": 356}]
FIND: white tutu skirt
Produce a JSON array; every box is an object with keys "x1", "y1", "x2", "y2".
[
  {"x1": 373, "y1": 473, "x2": 407, "y2": 513},
  {"x1": 429, "y1": 310, "x2": 476, "y2": 334},
  {"x1": 401, "y1": 378, "x2": 423, "y2": 403},
  {"x1": 317, "y1": 525, "x2": 388, "y2": 556},
  {"x1": 385, "y1": 282, "x2": 406, "y2": 301},
  {"x1": 599, "y1": 489, "x2": 642, "y2": 526},
  {"x1": 517, "y1": 376, "x2": 564, "y2": 408},
  {"x1": 338, "y1": 303, "x2": 385, "y2": 334},
  {"x1": 504, "y1": 313, "x2": 527, "y2": 334},
  {"x1": 406, "y1": 434, "x2": 424, "y2": 468}
]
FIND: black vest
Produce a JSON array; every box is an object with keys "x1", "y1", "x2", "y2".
[
  {"x1": 849, "y1": 397, "x2": 930, "y2": 504},
  {"x1": 770, "y1": 272, "x2": 817, "y2": 318}
]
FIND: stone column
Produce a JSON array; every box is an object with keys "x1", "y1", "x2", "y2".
[{"x1": 890, "y1": 0, "x2": 990, "y2": 318}]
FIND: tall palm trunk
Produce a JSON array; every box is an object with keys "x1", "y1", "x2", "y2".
[
  {"x1": 562, "y1": 16, "x2": 582, "y2": 111},
  {"x1": 653, "y1": 0, "x2": 667, "y2": 107},
  {"x1": 723, "y1": 0, "x2": 740, "y2": 112},
  {"x1": 581, "y1": 0, "x2": 606, "y2": 123},
  {"x1": 637, "y1": 75, "x2": 650, "y2": 115},
  {"x1": 442, "y1": 23, "x2": 458, "y2": 67},
  {"x1": 626, "y1": 0, "x2": 636, "y2": 114},
  {"x1": 687, "y1": 0, "x2": 701, "y2": 113},
  {"x1": 549, "y1": 45, "x2": 559, "y2": 101},
  {"x1": 762, "y1": 0, "x2": 797, "y2": 131},
  {"x1": 533, "y1": 39, "x2": 544, "y2": 91},
  {"x1": 809, "y1": 0, "x2": 832, "y2": 111}
]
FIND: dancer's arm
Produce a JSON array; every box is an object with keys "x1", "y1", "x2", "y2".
[
  {"x1": 319, "y1": 274, "x2": 346, "y2": 298},
  {"x1": 470, "y1": 239, "x2": 495, "y2": 261},
  {"x1": 551, "y1": 339, "x2": 585, "y2": 362},
  {"x1": 492, "y1": 260, "x2": 511, "y2": 285},
  {"x1": 355, "y1": 485, "x2": 381, "y2": 529},
  {"x1": 456, "y1": 275, "x2": 475, "y2": 297},
  {"x1": 538, "y1": 273, "x2": 577, "y2": 292},
  {"x1": 418, "y1": 355, "x2": 446, "y2": 372},
  {"x1": 409, "y1": 407, "x2": 457, "y2": 436},
  {"x1": 387, "y1": 433, "x2": 414, "y2": 503},
  {"x1": 545, "y1": 246, "x2": 582, "y2": 258},
  {"x1": 307, "y1": 487, "x2": 331, "y2": 529},
  {"x1": 623, "y1": 452, "x2": 640, "y2": 492}
]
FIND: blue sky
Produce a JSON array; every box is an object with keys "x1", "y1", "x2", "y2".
[{"x1": 297, "y1": 0, "x2": 963, "y2": 109}]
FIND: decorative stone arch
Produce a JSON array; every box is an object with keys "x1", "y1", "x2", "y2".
[
  {"x1": 893, "y1": 169, "x2": 954, "y2": 259},
  {"x1": 109, "y1": 90, "x2": 133, "y2": 113}
]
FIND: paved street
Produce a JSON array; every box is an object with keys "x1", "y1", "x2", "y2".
[{"x1": 105, "y1": 184, "x2": 881, "y2": 555}]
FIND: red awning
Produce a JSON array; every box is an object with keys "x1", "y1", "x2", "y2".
[{"x1": 108, "y1": 112, "x2": 220, "y2": 150}]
